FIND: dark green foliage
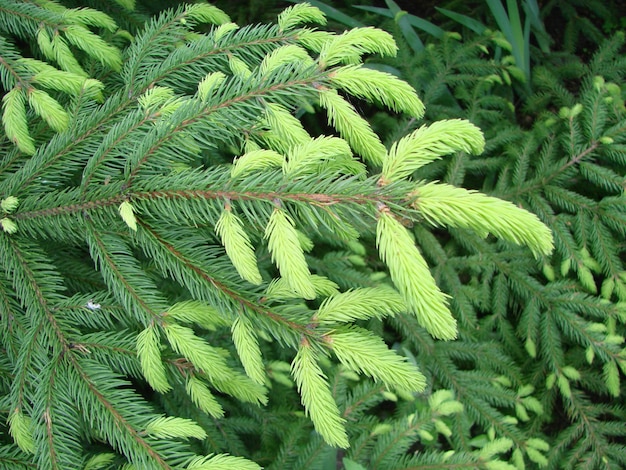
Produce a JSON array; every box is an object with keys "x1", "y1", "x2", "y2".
[{"x1": 371, "y1": 23, "x2": 626, "y2": 470}]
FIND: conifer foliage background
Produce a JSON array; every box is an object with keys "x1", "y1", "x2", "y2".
[{"x1": 0, "y1": 1, "x2": 621, "y2": 469}]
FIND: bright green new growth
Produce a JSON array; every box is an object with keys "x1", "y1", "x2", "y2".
[
  {"x1": 213, "y1": 22, "x2": 239, "y2": 42},
  {"x1": 62, "y1": 24, "x2": 122, "y2": 71},
  {"x1": 231, "y1": 149, "x2": 285, "y2": 177},
  {"x1": 429, "y1": 389, "x2": 464, "y2": 416},
  {"x1": 1, "y1": 87, "x2": 34, "y2": 154},
  {"x1": 37, "y1": 28, "x2": 84, "y2": 76},
  {"x1": 27, "y1": 88, "x2": 69, "y2": 132},
  {"x1": 186, "y1": 453, "x2": 262, "y2": 470},
  {"x1": 315, "y1": 286, "x2": 405, "y2": 323},
  {"x1": 263, "y1": 102, "x2": 311, "y2": 151},
  {"x1": 8, "y1": 409, "x2": 35, "y2": 454},
  {"x1": 139, "y1": 86, "x2": 176, "y2": 113},
  {"x1": 259, "y1": 44, "x2": 314, "y2": 75},
  {"x1": 318, "y1": 88, "x2": 387, "y2": 165},
  {"x1": 0, "y1": 216, "x2": 17, "y2": 233},
  {"x1": 0, "y1": 195, "x2": 18, "y2": 213},
  {"x1": 328, "y1": 326, "x2": 427, "y2": 392},
  {"x1": 278, "y1": 3, "x2": 327, "y2": 32},
  {"x1": 265, "y1": 207, "x2": 317, "y2": 300},
  {"x1": 329, "y1": 65, "x2": 425, "y2": 118},
  {"x1": 228, "y1": 55, "x2": 252, "y2": 79},
  {"x1": 144, "y1": 416, "x2": 207, "y2": 440},
  {"x1": 318, "y1": 27, "x2": 398, "y2": 67},
  {"x1": 283, "y1": 135, "x2": 358, "y2": 176},
  {"x1": 292, "y1": 343, "x2": 349, "y2": 448},
  {"x1": 19, "y1": 58, "x2": 104, "y2": 97},
  {"x1": 231, "y1": 316, "x2": 266, "y2": 385},
  {"x1": 215, "y1": 208, "x2": 263, "y2": 284},
  {"x1": 167, "y1": 301, "x2": 229, "y2": 330},
  {"x1": 137, "y1": 324, "x2": 171, "y2": 393},
  {"x1": 184, "y1": 3, "x2": 230, "y2": 24},
  {"x1": 414, "y1": 181, "x2": 554, "y2": 257},
  {"x1": 84, "y1": 453, "x2": 116, "y2": 470},
  {"x1": 118, "y1": 200, "x2": 138, "y2": 231},
  {"x1": 163, "y1": 321, "x2": 267, "y2": 406},
  {"x1": 383, "y1": 119, "x2": 485, "y2": 182},
  {"x1": 186, "y1": 376, "x2": 224, "y2": 419},
  {"x1": 377, "y1": 210, "x2": 457, "y2": 340},
  {"x1": 61, "y1": 7, "x2": 118, "y2": 32},
  {"x1": 197, "y1": 72, "x2": 227, "y2": 101}
]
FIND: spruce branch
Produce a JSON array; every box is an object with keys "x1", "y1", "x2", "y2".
[
  {"x1": 0, "y1": 2, "x2": 565, "y2": 466},
  {"x1": 291, "y1": 340, "x2": 349, "y2": 448}
]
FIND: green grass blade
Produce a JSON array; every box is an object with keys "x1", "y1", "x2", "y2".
[
  {"x1": 355, "y1": 5, "x2": 445, "y2": 39},
  {"x1": 383, "y1": 0, "x2": 424, "y2": 53},
  {"x1": 436, "y1": 7, "x2": 488, "y2": 35},
  {"x1": 523, "y1": 0, "x2": 551, "y2": 52}
]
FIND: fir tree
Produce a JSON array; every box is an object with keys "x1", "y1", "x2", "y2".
[{"x1": 0, "y1": 1, "x2": 558, "y2": 469}]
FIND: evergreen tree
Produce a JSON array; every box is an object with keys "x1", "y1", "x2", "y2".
[{"x1": 0, "y1": 1, "x2": 563, "y2": 469}]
